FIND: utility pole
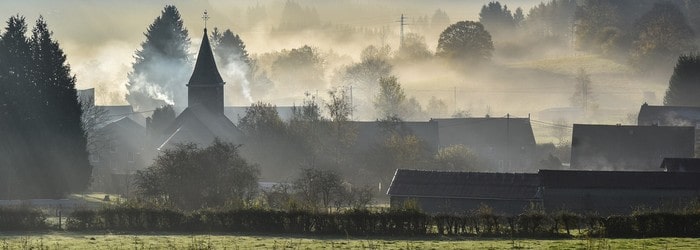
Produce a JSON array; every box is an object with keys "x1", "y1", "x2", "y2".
[
  {"x1": 453, "y1": 86, "x2": 457, "y2": 113},
  {"x1": 398, "y1": 14, "x2": 406, "y2": 47},
  {"x1": 349, "y1": 85, "x2": 354, "y2": 120},
  {"x1": 506, "y1": 113, "x2": 510, "y2": 170}
]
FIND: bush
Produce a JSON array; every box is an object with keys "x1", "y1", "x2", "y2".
[{"x1": 0, "y1": 207, "x2": 47, "y2": 230}]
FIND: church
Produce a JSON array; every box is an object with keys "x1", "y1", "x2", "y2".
[{"x1": 157, "y1": 27, "x2": 243, "y2": 150}]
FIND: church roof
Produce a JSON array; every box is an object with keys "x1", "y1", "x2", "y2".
[
  {"x1": 158, "y1": 104, "x2": 242, "y2": 150},
  {"x1": 188, "y1": 28, "x2": 224, "y2": 86}
]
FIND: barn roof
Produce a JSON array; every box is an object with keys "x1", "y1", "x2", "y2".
[
  {"x1": 539, "y1": 169, "x2": 700, "y2": 189},
  {"x1": 660, "y1": 158, "x2": 700, "y2": 172},
  {"x1": 188, "y1": 28, "x2": 224, "y2": 86},
  {"x1": 387, "y1": 169, "x2": 540, "y2": 201},
  {"x1": 570, "y1": 124, "x2": 695, "y2": 170},
  {"x1": 638, "y1": 103, "x2": 700, "y2": 126}
]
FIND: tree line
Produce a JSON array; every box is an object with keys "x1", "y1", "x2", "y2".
[{"x1": 478, "y1": 0, "x2": 699, "y2": 72}]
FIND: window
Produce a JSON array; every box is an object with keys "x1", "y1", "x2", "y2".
[
  {"x1": 109, "y1": 141, "x2": 117, "y2": 153},
  {"x1": 127, "y1": 152, "x2": 135, "y2": 163},
  {"x1": 89, "y1": 154, "x2": 100, "y2": 163}
]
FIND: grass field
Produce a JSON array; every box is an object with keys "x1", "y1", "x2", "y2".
[{"x1": 1, "y1": 233, "x2": 698, "y2": 249}]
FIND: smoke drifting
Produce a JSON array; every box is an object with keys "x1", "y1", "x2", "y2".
[{"x1": 221, "y1": 58, "x2": 254, "y2": 104}]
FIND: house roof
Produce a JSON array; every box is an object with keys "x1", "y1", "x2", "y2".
[
  {"x1": 638, "y1": 103, "x2": 700, "y2": 126},
  {"x1": 188, "y1": 28, "x2": 224, "y2": 86},
  {"x1": 97, "y1": 105, "x2": 147, "y2": 127},
  {"x1": 387, "y1": 169, "x2": 540, "y2": 200},
  {"x1": 101, "y1": 105, "x2": 134, "y2": 120},
  {"x1": 158, "y1": 104, "x2": 242, "y2": 150},
  {"x1": 539, "y1": 169, "x2": 700, "y2": 189},
  {"x1": 101, "y1": 116, "x2": 145, "y2": 132},
  {"x1": 660, "y1": 158, "x2": 700, "y2": 172},
  {"x1": 353, "y1": 121, "x2": 440, "y2": 151},
  {"x1": 430, "y1": 117, "x2": 536, "y2": 152},
  {"x1": 570, "y1": 124, "x2": 695, "y2": 170},
  {"x1": 224, "y1": 106, "x2": 296, "y2": 125}
]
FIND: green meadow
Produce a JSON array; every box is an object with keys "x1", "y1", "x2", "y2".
[{"x1": 1, "y1": 233, "x2": 698, "y2": 250}]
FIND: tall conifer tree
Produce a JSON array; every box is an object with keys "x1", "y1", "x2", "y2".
[
  {"x1": 0, "y1": 16, "x2": 91, "y2": 198},
  {"x1": 664, "y1": 54, "x2": 700, "y2": 107},
  {"x1": 211, "y1": 28, "x2": 250, "y2": 67},
  {"x1": 0, "y1": 16, "x2": 35, "y2": 198},
  {"x1": 30, "y1": 16, "x2": 91, "y2": 196},
  {"x1": 126, "y1": 5, "x2": 191, "y2": 111}
]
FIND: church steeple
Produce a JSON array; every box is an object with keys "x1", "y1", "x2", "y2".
[
  {"x1": 187, "y1": 11, "x2": 225, "y2": 114},
  {"x1": 188, "y1": 30, "x2": 224, "y2": 85}
]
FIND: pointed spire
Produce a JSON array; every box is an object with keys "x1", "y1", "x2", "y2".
[{"x1": 188, "y1": 27, "x2": 224, "y2": 86}]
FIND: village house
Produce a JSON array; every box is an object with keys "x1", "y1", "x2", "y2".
[
  {"x1": 78, "y1": 88, "x2": 150, "y2": 194},
  {"x1": 89, "y1": 117, "x2": 148, "y2": 194},
  {"x1": 570, "y1": 124, "x2": 695, "y2": 171},
  {"x1": 638, "y1": 103, "x2": 700, "y2": 126},
  {"x1": 431, "y1": 116, "x2": 537, "y2": 171},
  {"x1": 638, "y1": 103, "x2": 700, "y2": 153}
]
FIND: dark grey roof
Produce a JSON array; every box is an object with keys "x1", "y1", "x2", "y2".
[
  {"x1": 224, "y1": 106, "x2": 296, "y2": 125},
  {"x1": 158, "y1": 104, "x2": 242, "y2": 150},
  {"x1": 539, "y1": 169, "x2": 700, "y2": 189},
  {"x1": 430, "y1": 117, "x2": 537, "y2": 154},
  {"x1": 188, "y1": 28, "x2": 224, "y2": 86},
  {"x1": 570, "y1": 124, "x2": 695, "y2": 170},
  {"x1": 638, "y1": 104, "x2": 700, "y2": 126},
  {"x1": 101, "y1": 105, "x2": 134, "y2": 119},
  {"x1": 387, "y1": 169, "x2": 540, "y2": 200},
  {"x1": 353, "y1": 121, "x2": 439, "y2": 151},
  {"x1": 97, "y1": 105, "x2": 147, "y2": 127},
  {"x1": 660, "y1": 158, "x2": 700, "y2": 172},
  {"x1": 101, "y1": 116, "x2": 145, "y2": 132}
]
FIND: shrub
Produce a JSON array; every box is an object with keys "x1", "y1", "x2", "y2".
[{"x1": 0, "y1": 207, "x2": 47, "y2": 230}]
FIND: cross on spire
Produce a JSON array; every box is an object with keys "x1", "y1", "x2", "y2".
[{"x1": 202, "y1": 10, "x2": 210, "y2": 29}]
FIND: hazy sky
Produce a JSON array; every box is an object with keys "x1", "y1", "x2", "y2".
[{"x1": 0, "y1": 0, "x2": 548, "y2": 106}]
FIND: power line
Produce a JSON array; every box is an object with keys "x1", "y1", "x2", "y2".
[{"x1": 103, "y1": 109, "x2": 156, "y2": 118}]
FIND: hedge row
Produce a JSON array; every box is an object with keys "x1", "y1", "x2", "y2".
[
  {"x1": 0, "y1": 207, "x2": 47, "y2": 230},
  {"x1": 65, "y1": 207, "x2": 600, "y2": 237},
  {"x1": 67, "y1": 208, "x2": 429, "y2": 236},
  {"x1": 5, "y1": 206, "x2": 700, "y2": 238},
  {"x1": 603, "y1": 213, "x2": 700, "y2": 238}
]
